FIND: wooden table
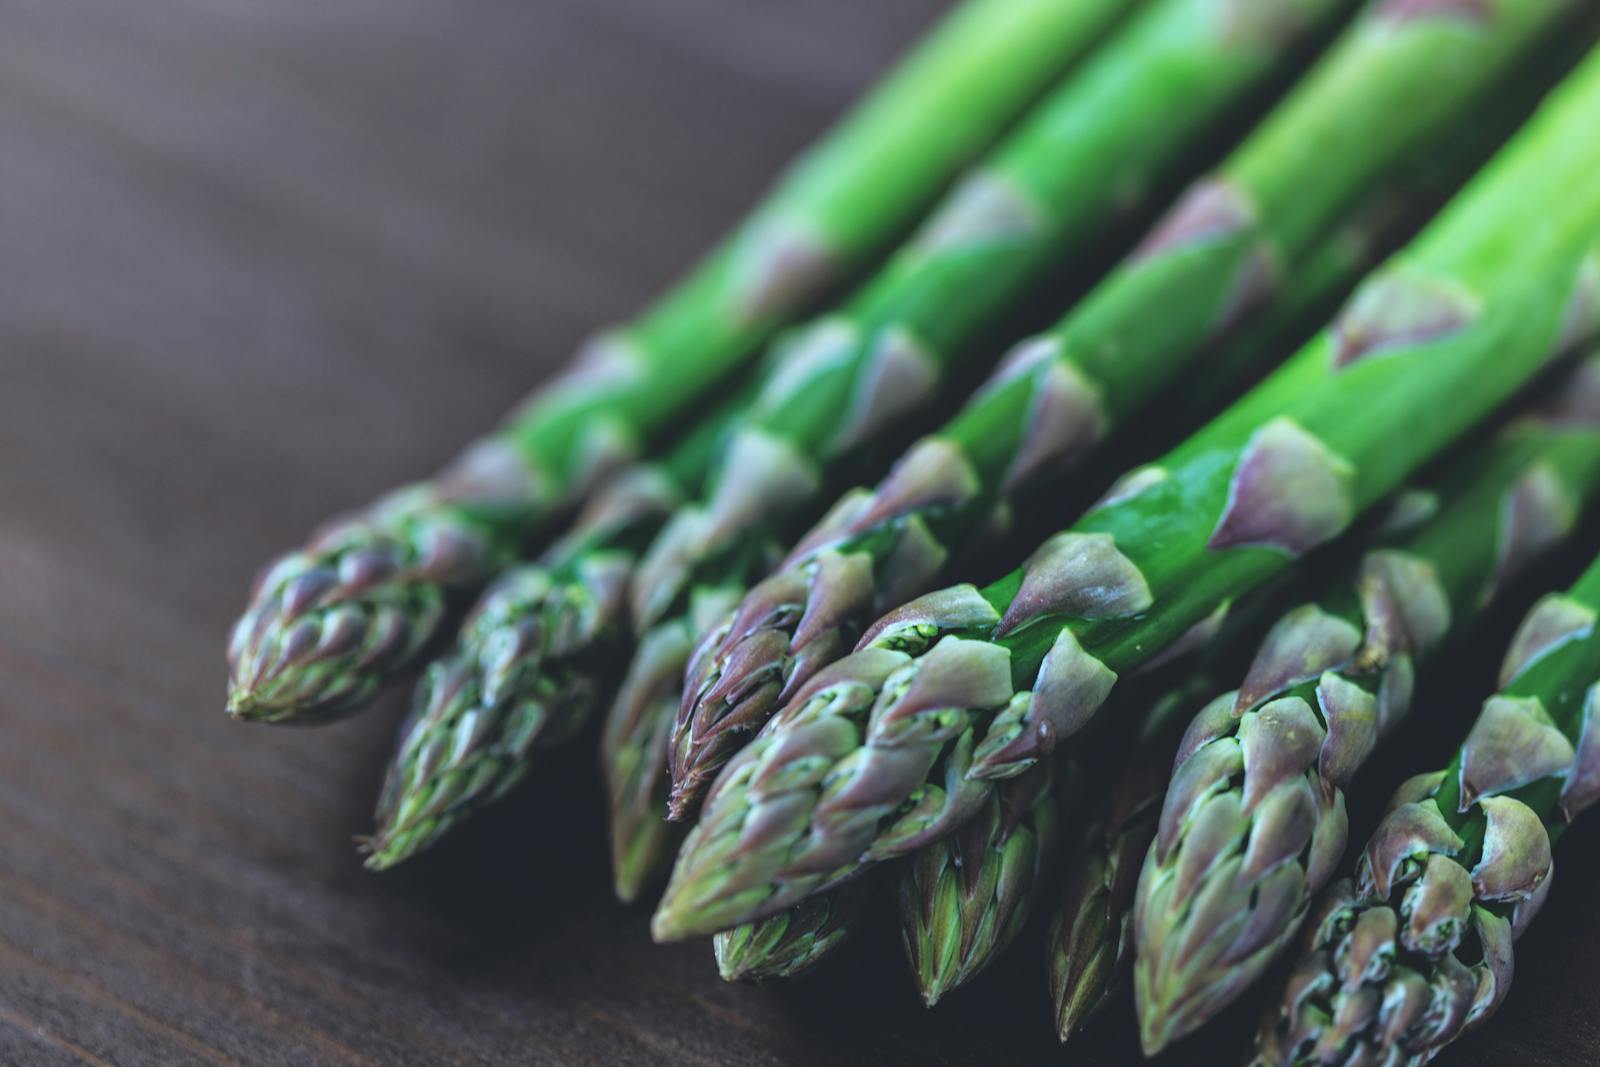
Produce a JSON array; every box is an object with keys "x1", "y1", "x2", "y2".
[{"x1": 4, "y1": 2, "x2": 1598, "y2": 1064}]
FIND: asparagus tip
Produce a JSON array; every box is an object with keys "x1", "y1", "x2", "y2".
[
  {"x1": 1051, "y1": 977, "x2": 1106, "y2": 1043},
  {"x1": 357, "y1": 831, "x2": 406, "y2": 872},
  {"x1": 223, "y1": 682, "x2": 325, "y2": 724},
  {"x1": 1135, "y1": 989, "x2": 1186, "y2": 1058},
  {"x1": 612, "y1": 863, "x2": 648, "y2": 906},
  {"x1": 223, "y1": 689, "x2": 257, "y2": 720},
  {"x1": 649, "y1": 908, "x2": 686, "y2": 944},
  {"x1": 664, "y1": 783, "x2": 697, "y2": 823}
]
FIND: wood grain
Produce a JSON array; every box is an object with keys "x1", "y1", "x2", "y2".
[{"x1": 2, "y1": 3, "x2": 1597, "y2": 1065}]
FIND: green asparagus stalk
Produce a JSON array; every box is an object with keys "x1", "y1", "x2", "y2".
[
  {"x1": 641, "y1": 209, "x2": 1382, "y2": 893},
  {"x1": 1133, "y1": 354, "x2": 1600, "y2": 1053},
  {"x1": 1049, "y1": 678, "x2": 1218, "y2": 1039},
  {"x1": 900, "y1": 760, "x2": 1062, "y2": 1006},
  {"x1": 223, "y1": 0, "x2": 1126, "y2": 724},
  {"x1": 670, "y1": 0, "x2": 1577, "y2": 816},
  {"x1": 633, "y1": 0, "x2": 1352, "y2": 633},
  {"x1": 1252, "y1": 554, "x2": 1600, "y2": 1066},
  {"x1": 905, "y1": 639, "x2": 1249, "y2": 1011},
  {"x1": 1046, "y1": 362, "x2": 1594, "y2": 1039},
  {"x1": 713, "y1": 878, "x2": 875, "y2": 983},
  {"x1": 650, "y1": 55, "x2": 1600, "y2": 941},
  {"x1": 1053, "y1": 359, "x2": 1600, "y2": 1041},
  {"x1": 603, "y1": 593, "x2": 741, "y2": 902},
  {"x1": 1050, "y1": 769, "x2": 1164, "y2": 1038},
  {"x1": 362, "y1": 390, "x2": 749, "y2": 869},
  {"x1": 603, "y1": 0, "x2": 1353, "y2": 885}
]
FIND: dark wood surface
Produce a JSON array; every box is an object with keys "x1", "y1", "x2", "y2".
[{"x1": 4, "y1": 3, "x2": 1599, "y2": 1065}]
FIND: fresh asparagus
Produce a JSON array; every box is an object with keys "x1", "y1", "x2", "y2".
[
  {"x1": 637, "y1": 211, "x2": 1382, "y2": 898},
  {"x1": 900, "y1": 761, "x2": 1062, "y2": 1006},
  {"x1": 223, "y1": 0, "x2": 1124, "y2": 723},
  {"x1": 603, "y1": 594, "x2": 739, "y2": 902},
  {"x1": 1252, "y1": 553, "x2": 1600, "y2": 1066},
  {"x1": 362, "y1": 389, "x2": 749, "y2": 869},
  {"x1": 670, "y1": 0, "x2": 1576, "y2": 816},
  {"x1": 1133, "y1": 353, "x2": 1600, "y2": 1053},
  {"x1": 634, "y1": 0, "x2": 1353, "y2": 633},
  {"x1": 602, "y1": 0, "x2": 1352, "y2": 889},
  {"x1": 650, "y1": 56, "x2": 1600, "y2": 941},
  {"x1": 713, "y1": 878, "x2": 875, "y2": 983},
  {"x1": 907, "y1": 646, "x2": 1247, "y2": 1010},
  {"x1": 1060, "y1": 363, "x2": 1600, "y2": 1037},
  {"x1": 1048, "y1": 678, "x2": 1217, "y2": 1039}
]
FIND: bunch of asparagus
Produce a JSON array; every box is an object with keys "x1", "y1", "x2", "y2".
[{"x1": 228, "y1": 0, "x2": 1600, "y2": 1061}]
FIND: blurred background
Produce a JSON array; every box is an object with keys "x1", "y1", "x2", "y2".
[{"x1": 3, "y1": 2, "x2": 1598, "y2": 1065}]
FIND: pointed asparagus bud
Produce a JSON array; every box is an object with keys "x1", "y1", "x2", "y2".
[
  {"x1": 1497, "y1": 593, "x2": 1597, "y2": 687},
  {"x1": 1135, "y1": 689, "x2": 1343, "y2": 1055},
  {"x1": 1133, "y1": 332, "x2": 1600, "y2": 1046},
  {"x1": 603, "y1": 590, "x2": 743, "y2": 903},
  {"x1": 1253, "y1": 547, "x2": 1600, "y2": 1066},
  {"x1": 1457, "y1": 695, "x2": 1575, "y2": 808},
  {"x1": 713, "y1": 878, "x2": 875, "y2": 983},
  {"x1": 671, "y1": 549, "x2": 879, "y2": 819},
  {"x1": 227, "y1": 444, "x2": 541, "y2": 721},
  {"x1": 1235, "y1": 605, "x2": 1361, "y2": 714},
  {"x1": 1049, "y1": 747, "x2": 1169, "y2": 1039},
  {"x1": 652, "y1": 635, "x2": 1013, "y2": 940},
  {"x1": 991, "y1": 532, "x2": 1153, "y2": 640},
  {"x1": 670, "y1": 437, "x2": 985, "y2": 817},
  {"x1": 1253, "y1": 794, "x2": 1550, "y2": 1067},
  {"x1": 364, "y1": 555, "x2": 631, "y2": 868},
  {"x1": 601, "y1": 621, "x2": 693, "y2": 905},
  {"x1": 900, "y1": 763, "x2": 1060, "y2": 1006},
  {"x1": 1132, "y1": 539, "x2": 1463, "y2": 1052}
]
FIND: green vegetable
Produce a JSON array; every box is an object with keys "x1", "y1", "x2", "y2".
[
  {"x1": 650, "y1": 54, "x2": 1600, "y2": 940},
  {"x1": 1253, "y1": 551, "x2": 1600, "y2": 1065},
  {"x1": 223, "y1": 0, "x2": 1125, "y2": 723},
  {"x1": 713, "y1": 879, "x2": 874, "y2": 983},
  {"x1": 1048, "y1": 679, "x2": 1214, "y2": 1039},
  {"x1": 670, "y1": 0, "x2": 1571, "y2": 817},
  {"x1": 363, "y1": 390, "x2": 745, "y2": 869},
  {"x1": 900, "y1": 761, "x2": 1061, "y2": 1005},
  {"x1": 1135, "y1": 352, "x2": 1600, "y2": 1052},
  {"x1": 606, "y1": 0, "x2": 1351, "y2": 890}
]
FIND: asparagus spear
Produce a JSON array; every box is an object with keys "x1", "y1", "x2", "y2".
[
  {"x1": 894, "y1": 603, "x2": 1248, "y2": 1006},
  {"x1": 361, "y1": 387, "x2": 750, "y2": 868},
  {"x1": 599, "y1": 0, "x2": 1352, "y2": 887},
  {"x1": 1054, "y1": 358, "x2": 1600, "y2": 1040},
  {"x1": 713, "y1": 878, "x2": 875, "y2": 983},
  {"x1": 634, "y1": 0, "x2": 1353, "y2": 631},
  {"x1": 603, "y1": 593, "x2": 739, "y2": 902},
  {"x1": 670, "y1": 0, "x2": 1578, "y2": 816},
  {"x1": 650, "y1": 56, "x2": 1600, "y2": 941},
  {"x1": 1252, "y1": 554, "x2": 1600, "y2": 1066},
  {"x1": 1050, "y1": 345, "x2": 1600, "y2": 1039},
  {"x1": 629, "y1": 211, "x2": 1385, "y2": 900},
  {"x1": 900, "y1": 761, "x2": 1062, "y2": 1006},
  {"x1": 223, "y1": 0, "x2": 1126, "y2": 724},
  {"x1": 1133, "y1": 354, "x2": 1600, "y2": 1053},
  {"x1": 1049, "y1": 679, "x2": 1217, "y2": 1039},
  {"x1": 907, "y1": 642, "x2": 1249, "y2": 1009}
]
